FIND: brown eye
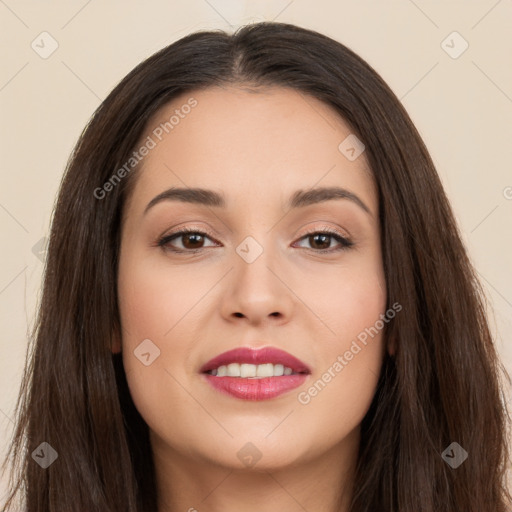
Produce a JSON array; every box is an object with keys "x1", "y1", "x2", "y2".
[
  {"x1": 158, "y1": 229, "x2": 218, "y2": 252},
  {"x1": 158, "y1": 228, "x2": 353, "y2": 254},
  {"x1": 294, "y1": 230, "x2": 354, "y2": 253},
  {"x1": 181, "y1": 233, "x2": 205, "y2": 249},
  {"x1": 308, "y1": 233, "x2": 332, "y2": 250}
]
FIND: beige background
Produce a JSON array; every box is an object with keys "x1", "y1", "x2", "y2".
[{"x1": 1, "y1": 0, "x2": 511, "y2": 501}]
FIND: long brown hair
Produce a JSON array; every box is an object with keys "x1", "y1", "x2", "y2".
[{"x1": 2, "y1": 21, "x2": 510, "y2": 512}]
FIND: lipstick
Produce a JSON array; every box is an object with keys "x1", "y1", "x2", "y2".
[{"x1": 200, "y1": 346, "x2": 310, "y2": 401}]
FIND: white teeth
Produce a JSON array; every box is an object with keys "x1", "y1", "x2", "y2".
[
  {"x1": 226, "y1": 363, "x2": 240, "y2": 377},
  {"x1": 240, "y1": 363, "x2": 256, "y2": 377},
  {"x1": 209, "y1": 363, "x2": 297, "y2": 378},
  {"x1": 273, "y1": 364, "x2": 284, "y2": 376}
]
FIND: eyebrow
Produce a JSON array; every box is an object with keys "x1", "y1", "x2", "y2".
[{"x1": 143, "y1": 186, "x2": 372, "y2": 217}]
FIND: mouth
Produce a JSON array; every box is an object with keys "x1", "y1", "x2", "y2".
[
  {"x1": 205, "y1": 362, "x2": 305, "y2": 378},
  {"x1": 199, "y1": 346, "x2": 311, "y2": 376},
  {"x1": 199, "y1": 346, "x2": 311, "y2": 400}
]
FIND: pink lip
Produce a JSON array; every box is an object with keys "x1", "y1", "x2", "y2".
[
  {"x1": 199, "y1": 346, "x2": 311, "y2": 374},
  {"x1": 202, "y1": 374, "x2": 309, "y2": 400},
  {"x1": 199, "y1": 346, "x2": 311, "y2": 401}
]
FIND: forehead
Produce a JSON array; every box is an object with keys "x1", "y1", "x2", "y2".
[{"x1": 127, "y1": 85, "x2": 376, "y2": 215}]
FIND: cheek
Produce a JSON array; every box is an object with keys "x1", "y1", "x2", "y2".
[
  {"x1": 117, "y1": 277, "x2": 189, "y2": 442},
  {"x1": 330, "y1": 275, "x2": 386, "y2": 342},
  {"x1": 292, "y1": 246, "x2": 386, "y2": 344},
  {"x1": 117, "y1": 251, "x2": 207, "y2": 347},
  {"x1": 295, "y1": 302, "x2": 387, "y2": 453},
  {"x1": 292, "y1": 250, "x2": 387, "y2": 440},
  {"x1": 117, "y1": 250, "x2": 214, "y2": 438}
]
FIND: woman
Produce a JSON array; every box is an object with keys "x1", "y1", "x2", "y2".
[{"x1": 2, "y1": 21, "x2": 510, "y2": 512}]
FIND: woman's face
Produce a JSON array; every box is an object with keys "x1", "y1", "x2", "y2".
[{"x1": 117, "y1": 85, "x2": 387, "y2": 471}]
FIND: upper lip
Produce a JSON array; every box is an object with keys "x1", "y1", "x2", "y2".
[{"x1": 200, "y1": 346, "x2": 311, "y2": 374}]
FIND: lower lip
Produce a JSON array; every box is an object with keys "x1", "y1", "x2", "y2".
[{"x1": 202, "y1": 373, "x2": 309, "y2": 400}]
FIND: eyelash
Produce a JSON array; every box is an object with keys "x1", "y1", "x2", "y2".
[{"x1": 157, "y1": 226, "x2": 354, "y2": 254}]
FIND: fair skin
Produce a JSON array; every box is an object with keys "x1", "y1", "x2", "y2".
[{"x1": 116, "y1": 86, "x2": 388, "y2": 512}]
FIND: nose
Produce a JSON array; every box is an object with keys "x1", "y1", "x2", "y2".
[{"x1": 219, "y1": 240, "x2": 295, "y2": 327}]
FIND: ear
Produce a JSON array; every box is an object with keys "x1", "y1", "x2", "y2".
[
  {"x1": 387, "y1": 336, "x2": 396, "y2": 357},
  {"x1": 111, "y1": 327, "x2": 122, "y2": 354}
]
